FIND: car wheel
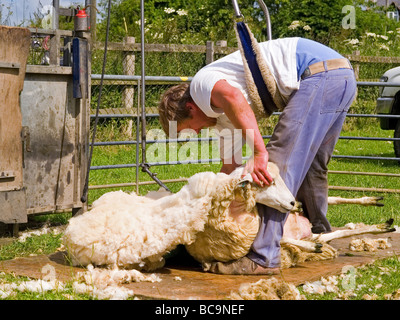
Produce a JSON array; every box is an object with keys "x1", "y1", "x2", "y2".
[{"x1": 395, "y1": 120, "x2": 400, "y2": 164}]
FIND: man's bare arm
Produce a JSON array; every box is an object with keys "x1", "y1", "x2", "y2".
[{"x1": 210, "y1": 79, "x2": 272, "y2": 186}]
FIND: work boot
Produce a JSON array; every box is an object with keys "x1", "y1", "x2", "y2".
[{"x1": 202, "y1": 256, "x2": 280, "y2": 275}]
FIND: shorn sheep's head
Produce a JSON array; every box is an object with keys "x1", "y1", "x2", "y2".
[{"x1": 235, "y1": 162, "x2": 296, "y2": 213}]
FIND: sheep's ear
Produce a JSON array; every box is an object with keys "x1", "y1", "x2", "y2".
[{"x1": 237, "y1": 173, "x2": 253, "y2": 188}]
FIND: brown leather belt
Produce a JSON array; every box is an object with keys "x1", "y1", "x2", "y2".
[{"x1": 301, "y1": 58, "x2": 352, "y2": 80}]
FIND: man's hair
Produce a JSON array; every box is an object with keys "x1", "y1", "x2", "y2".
[{"x1": 158, "y1": 83, "x2": 192, "y2": 135}]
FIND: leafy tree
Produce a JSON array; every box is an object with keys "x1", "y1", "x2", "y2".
[
  {"x1": 98, "y1": 0, "x2": 399, "y2": 46},
  {"x1": 97, "y1": 0, "x2": 266, "y2": 45},
  {"x1": 264, "y1": 0, "x2": 351, "y2": 43},
  {"x1": 95, "y1": 0, "x2": 400, "y2": 68}
]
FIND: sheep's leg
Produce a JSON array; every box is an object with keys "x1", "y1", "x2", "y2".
[
  {"x1": 313, "y1": 219, "x2": 395, "y2": 243},
  {"x1": 289, "y1": 196, "x2": 383, "y2": 214},
  {"x1": 280, "y1": 237, "x2": 323, "y2": 253},
  {"x1": 328, "y1": 196, "x2": 383, "y2": 206},
  {"x1": 327, "y1": 196, "x2": 384, "y2": 207}
]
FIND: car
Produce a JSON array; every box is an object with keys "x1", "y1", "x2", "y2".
[{"x1": 376, "y1": 66, "x2": 400, "y2": 163}]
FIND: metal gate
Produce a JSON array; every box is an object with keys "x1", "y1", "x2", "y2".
[{"x1": 88, "y1": 74, "x2": 400, "y2": 195}]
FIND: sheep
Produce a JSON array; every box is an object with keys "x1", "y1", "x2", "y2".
[
  {"x1": 63, "y1": 162, "x2": 296, "y2": 271},
  {"x1": 63, "y1": 171, "x2": 219, "y2": 270},
  {"x1": 186, "y1": 167, "x2": 393, "y2": 268},
  {"x1": 63, "y1": 161, "x2": 394, "y2": 273}
]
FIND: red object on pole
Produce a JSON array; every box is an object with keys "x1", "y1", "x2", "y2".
[
  {"x1": 76, "y1": 9, "x2": 87, "y2": 19},
  {"x1": 75, "y1": 8, "x2": 88, "y2": 31}
]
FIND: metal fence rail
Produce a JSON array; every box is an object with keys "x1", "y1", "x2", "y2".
[{"x1": 89, "y1": 75, "x2": 400, "y2": 193}]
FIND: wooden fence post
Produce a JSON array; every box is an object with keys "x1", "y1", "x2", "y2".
[
  {"x1": 206, "y1": 41, "x2": 214, "y2": 64},
  {"x1": 49, "y1": 30, "x2": 61, "y2": 65},
  {"x1": 353, "y1": 50, "x2": 360, "y2": 80},
  {"x1": 123, "y1": 36, "x2": 135, "y2": 137}
]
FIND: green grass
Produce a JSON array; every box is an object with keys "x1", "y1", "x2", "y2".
[
  {"x1": 300, "y1": 255, "x2": 400, "y2": 300},
  {"x1": 0, "y1": 233, "x2": 63, "y2": 262}
]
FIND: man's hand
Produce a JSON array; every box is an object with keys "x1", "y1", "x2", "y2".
[{"x1": 242, "y1": 151, "x2": 273, "y2": 187}]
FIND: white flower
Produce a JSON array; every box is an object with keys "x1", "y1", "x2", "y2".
[
  {"x1": 303, "y1": 25, "x2": 311, "y2": 31},
  {"x1": 176, "y1": 9, "x2": 188, "y2": 16},
  {"x1": 379, "y1": 35, "x2": 388, "y2": 40},
  {"x1": 288, "y1": 20, "x2": 301, "y2": 30},
  {"x1": 135, "y1": 18, "x2": 146, "y2": 26},
  {"x1": 366, "y1": 32, "x2": 377, "y2": 37},
  {"x1": 152, "y1": 32, "x2": 163, "y2": 39},
  {"x1": 346, "y1": 38, "x2": 359, "y2": 45},
  {"x1": 379, "y1": 44, "x2": 390, "y2": 51},
  {"x1": 164, "y1": 7, "x2": 175, "y2": 14}
]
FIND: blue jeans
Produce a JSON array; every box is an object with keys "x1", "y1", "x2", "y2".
[{"x1": 247, "y1": 68, "x2": 357, "y2": 268}]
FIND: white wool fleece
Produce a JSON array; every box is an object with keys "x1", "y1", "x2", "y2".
[{"x1": 63, "y1": 172, "x2": 218, "y2": 271}]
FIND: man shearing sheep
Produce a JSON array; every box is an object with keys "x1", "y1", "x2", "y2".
[{"x1": 158, "y1": 37, "x2": 357, "y2": 275}]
